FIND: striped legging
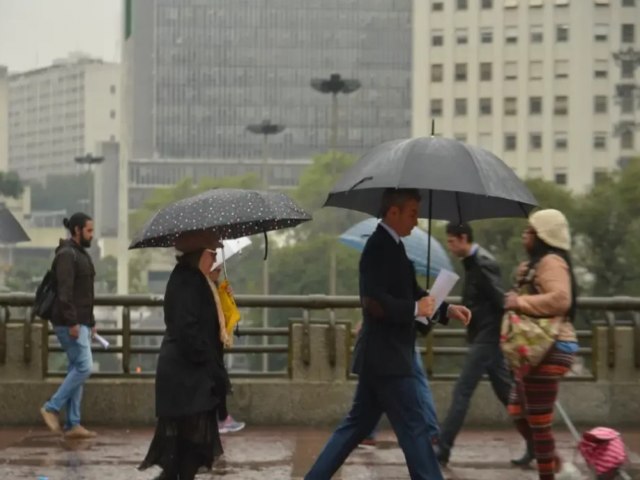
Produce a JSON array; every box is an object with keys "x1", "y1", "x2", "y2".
[{"x1": 507, "y1": 346, "x2": 575, "y2": 480}]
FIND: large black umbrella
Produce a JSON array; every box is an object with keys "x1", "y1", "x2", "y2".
[
  {"x1": 0, "y1": 204, "x2": 30, "y2": 244},
  {"x1": 323, "y1": 136, "x2": 538, "y2": 284},
  {"x1": 129, "y1": 189, "x2": 311, "y2": 252}
]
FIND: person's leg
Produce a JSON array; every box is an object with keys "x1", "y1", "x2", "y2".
[
  {"x1": 485, "y1": 346, "x2": 513, "y2": 407},
  {"x1": 63, "y1": 325, "x2": 93, "y2": 430},
  {"x1": 379, "y1": 375, "x2": 443, "y2": 480},
  {"x1": 44, "y1": 326, "x2": 92, "y2": 422},
  {"x1": 412, "y1": 350, "x2": 439, "y2": 440},
  {"x1": 438, "y1": 344, "x2": 490, "y2": 457},
  {"x1": 305, "y1": 375, "x2": 382, "y2": 480},
  {"x1": 508, "y1": 375, "x2": 535, "y2": 466},
  {"x1": 524, "y1": 349, "x2": 574, "y2": 480}
]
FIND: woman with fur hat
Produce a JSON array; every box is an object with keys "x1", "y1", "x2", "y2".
[
  {"x1": 139, "y1": 231, "x2": 229, "y2": 480},
  {"x1": 504, "y1": 209, "x2": 579, "y2": 480}
]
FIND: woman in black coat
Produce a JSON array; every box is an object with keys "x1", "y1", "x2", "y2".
[{"x1": 139, "y1": 231, "x2": 229, "y2": 480}]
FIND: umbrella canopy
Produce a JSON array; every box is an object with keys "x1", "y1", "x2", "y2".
[
  {"x1": 129, "y1": 189, "x2": 311, "y2": 249},
  {"x1": 0, "y1": 205, "x2": 30, "y2": 244},
  {"x1": 324, "y1": 137, "x2": 537, "y2": 222},
  {"x1": 339, "y1": 219, "x2": 452, "y2": 278}
]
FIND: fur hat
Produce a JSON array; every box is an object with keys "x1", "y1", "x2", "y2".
[
  {"x1": 529, "y1": 209, "x2": 571, "y2": 251},
  {"x1": 174, "y1": 230, "x2": 222, "y2": 253}
]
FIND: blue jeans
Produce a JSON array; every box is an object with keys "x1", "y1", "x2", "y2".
[
  {"x1": 439, "y1": 342, "x2": 512, "y2": 452},
  {"x1": 44, "y1": 325, "x2": 93, "y2": 430},
  {"x1": 305, "y1": 371, "x2": 443, "y2": 480},
  {"x1": 366, "y1": 350, "x2": 439, "y2": 440}
]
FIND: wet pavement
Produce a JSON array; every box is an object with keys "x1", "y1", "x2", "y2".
[{"x1": 0, "y1": 426, "x2": 639, "y2": 479}]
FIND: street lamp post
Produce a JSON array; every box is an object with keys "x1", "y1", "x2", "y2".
[
  {"x1": 310, "y1": 73, "x2": 361, "y2": 295},
  {"x1": 74, "y1": 153, "x2": 104, "y2": 219},
  {"x1": 246, "y1": 120, "x2": 286, "y2": 372}
]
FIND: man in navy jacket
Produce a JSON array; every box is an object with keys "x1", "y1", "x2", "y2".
[{"x1": 305, "y1": 188, "x2": 471, "y2": 480}]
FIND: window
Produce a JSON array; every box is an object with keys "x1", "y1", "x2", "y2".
[
  {"x1": 505, "y1": 133, "x2": 517, "y2": 151},
  {"x1": 110, "y1": 85, "x2": 116, "y2": 94},
  {"x1": 431, "y1": 64, "x2": 443, "y2": 82},
  {"x1": 554, "y1": 96, "x2": 569, "y2": 115},
  {"x1": 479, "y1": 98, "x2": 493, "y2": 115},
  {"x1": 594, "y1": 24, "x2": 609, "y2": 42},
  {"x1": 504, "y1": 97, "x2": 517, "y2": 115},
  {"x1": 555, "y1": 60, "x2": 569, "y2": 78},
  {"x1": 530, "y1": 96, "x2": 542, "y2": 114},
  {"x1": 530, "y1": 25, "x2": 543, "y2": 43},
  {"x1": 432, "y1": 1, "x2": 444, "y2": 10},
  {"x1": 554, "y1": 132, "x2": 568, "y2": 150},
  {"x1": 622, "y1": 24, "x2": 635, "y2": 43},
  {"x1": 555, "y1": 171, "x2": 568, "y2": 185},
  {"x1": 530, "y1": 133, "x2": 542, "y2": 150},
  {"x1": 621, "y1": 131, "x2": 634, "y2": 149},
  {"x1": 482, "y1": 0, "x2": 493, "y2": 8},
  {"x1": 110, "y1": 110, "x2": 116, "y2": 119},
  {"x1": 454, "y1": 133, "x2": 467, "y2": 142},
  {"x1": 431, "y1": 99, "x2": 443, "y2": 116},
  {"x1": 457, "y1": 0, "x2": 468, "y2": 9},
  {"x1": 594, "y1": 59, "x2": 608, "y2": 78},
  {"x1": 594, "y1": 95, "x2": 608, "y2": 113},
  {"x1": 593, "y1": 132, "x2": 607, "y2": 150},
  {"x1": 480, "y1": 28, "x2": 493, "y2": 44},
  {"x1": 455, "y1": 98, "x2": 468, "y2": 116},
  {"x1": 505, "y1": 61, "x2": 517, "y2": 79},
  {"x1": 455, "y1": 63, "x2": 468, "y2": 81},
  {"x1": 530, "y1": 60, "x2": 543, "y2": 79},
  {"x1": 622, "y1": 0, "x2": 636, "y2": 6},
  {"x1": 480, "y1": 62, "x2": 493, "y2": 81},
  {"x1": 556, "y1": 24, "x2": 569, "y2": 42},
  {"x1": 622, "y1": 96, "x2": 634, "y2": 113},
  {"x1": 506, "y1": 26, "x2": 518, "y2": 44},
  {"x1": 622, "y1": 60, "x2": 634, "y2": 79},
  {"x1": 432, "y1": 30, "x2": 444, "y2": 46},
  {"x1": 594, "y1": 170, "x2": 609, "y2": 185},
  {"x1": 456, "y1": 28, "x2": 469, "y2": 45}
]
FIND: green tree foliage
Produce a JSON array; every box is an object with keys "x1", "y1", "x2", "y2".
[{"x1": 0, "y1": 171, "x2": 24, "y2": 199}]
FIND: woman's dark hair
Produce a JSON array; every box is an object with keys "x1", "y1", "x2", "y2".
[
  {"x1": 176, "y1": 249, "x2": 205, "y2": 269},
  {"x1": 528, "y1": 236, "x2": 578, "y2": 322},
  {"x1": 63, "y1": 212, "x2": 92, "y2": 235}
]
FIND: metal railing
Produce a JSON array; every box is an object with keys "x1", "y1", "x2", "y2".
[{"x1": 2, "y1": 294, "x2": 640, "y2": 380}]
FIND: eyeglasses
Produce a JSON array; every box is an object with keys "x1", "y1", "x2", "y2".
[{"x1": 523, "y1": 227, "x2": 536, "y2": 235}]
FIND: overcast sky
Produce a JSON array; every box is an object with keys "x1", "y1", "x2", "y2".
[{"x1": 0, "y1": 0, "x2": 122, "y2": 73}]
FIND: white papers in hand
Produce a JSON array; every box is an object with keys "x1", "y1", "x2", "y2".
[
  {"x1": 94, "y1": 334, "x2": 109, "y2": 349},
  {"x1": 429, "y1": 269, "x2": 460, "y2": 313}
]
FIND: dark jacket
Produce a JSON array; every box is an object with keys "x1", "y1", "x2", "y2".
[
  {"x1": 461, "y1": 246, "x2": 504, "y2": 344},
  {"x1": 352, "y1": 225, "x2": 448, "y2": 377},
  {"x1": 155, "y1": 263, "x2": 228, "y2": 418},
  {"x1": 51, "y1": 239, "x2": 95, "y2": 327}
]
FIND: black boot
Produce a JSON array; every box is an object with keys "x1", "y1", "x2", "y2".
[
  {"x1": 510, "y1": 441, "x2": 534, "y2": 467},
  {"x1": 434, "y1": 443, "x2": 450, "y2": 467}
]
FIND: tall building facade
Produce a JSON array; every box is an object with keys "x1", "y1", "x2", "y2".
[
  {"x1": 6, "y1": 54, "x2": 120, "y2": 183},
  {"x1": 413, "y1": 0, "x2": 640, "y2": 192},
  {"x1": 0, "y1": 66, "x2": 9, "y2": 172},
  {"x1": 121, "y1": 0, "x2": 413, "y2": 198}
]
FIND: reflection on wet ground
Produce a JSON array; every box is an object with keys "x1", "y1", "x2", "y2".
[{"x1": 0, "y1": 426, "x2": 638, "y2": 479}]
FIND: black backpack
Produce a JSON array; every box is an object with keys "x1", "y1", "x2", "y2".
[{"x1": 34, "y1": 247, "x2": 77, "y2": 320}]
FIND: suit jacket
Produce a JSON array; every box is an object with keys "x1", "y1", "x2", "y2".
[
  {"x1": 352, "y1": 224, "x2": 448, "y2": 377},
  {"x1": 155, "y1": 263, "x2": 229, "y2": 417}
]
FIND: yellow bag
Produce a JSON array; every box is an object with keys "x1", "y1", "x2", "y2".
[{"x1": 218, "y1": 279, "x2": 241, "y2": 336}]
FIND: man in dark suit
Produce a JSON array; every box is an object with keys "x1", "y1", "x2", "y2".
[{"x1": 305, "y1": 189, "x2": 471, "y2": 480}]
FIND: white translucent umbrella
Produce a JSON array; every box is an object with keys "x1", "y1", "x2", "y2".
[{"x1": 212, "y1": 237, "x2": 252, "y2": 275}]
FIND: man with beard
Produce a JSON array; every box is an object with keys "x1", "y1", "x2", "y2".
[{"x1": 40, "y1": 212, "x2": 98, "y2": 439}]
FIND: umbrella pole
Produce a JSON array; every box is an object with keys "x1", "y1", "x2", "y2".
[
  {"x1": 222, "y1": 248, "x2": 228, "y2": 279},
  {"x1": 426, "y1": 190, "x2": 433, "y2": 289}
]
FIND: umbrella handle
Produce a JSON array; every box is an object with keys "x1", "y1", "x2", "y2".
[{"x1": 263, "y1": 231, "x2": 268, "y2": 260}]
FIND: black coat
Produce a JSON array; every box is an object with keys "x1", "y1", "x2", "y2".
[
  {"x1": 352, "y1": 225, "x2": 448, "y2": 377},
  {"x1": 461, "y1": 246, "x2": 505, "y2": 344},
  {"x1": 155, "y1": 263, "x2": 228, "y2": 418},
  {"x1": 51, "y1": 239, "x2": 95, "y2": 327}
]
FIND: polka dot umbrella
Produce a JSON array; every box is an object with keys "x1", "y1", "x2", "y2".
[{"x1": 129, "y1": 188, "x2": 312, "y2": 251}]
